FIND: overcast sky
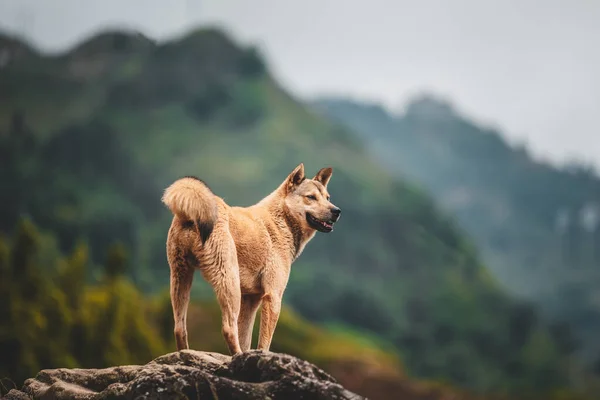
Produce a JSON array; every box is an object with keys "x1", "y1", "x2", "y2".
[{"x1": 1, "y1": 0, "x2": 599, "y2": 167}]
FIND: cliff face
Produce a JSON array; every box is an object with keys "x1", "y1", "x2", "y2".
[{"x1": 4, "y1": 350, "x2": 364, "y2": 400}]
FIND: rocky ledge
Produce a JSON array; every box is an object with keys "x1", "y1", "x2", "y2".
[{"x1": 4, "y1": 350, "x2": 365, "y2": 400}]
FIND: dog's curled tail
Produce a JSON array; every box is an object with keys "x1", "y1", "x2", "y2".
[{"x1": 162, "y1": 177, "x2": 218, "y2": 243}]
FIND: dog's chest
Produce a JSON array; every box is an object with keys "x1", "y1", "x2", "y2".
[{"x1": 233, "y1": 234, "x2": 267, "y2": 294}]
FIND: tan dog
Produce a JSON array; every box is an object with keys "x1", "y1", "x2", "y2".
[{"x1": 161, "y1": 163, "x2": 341, "y2": 354}]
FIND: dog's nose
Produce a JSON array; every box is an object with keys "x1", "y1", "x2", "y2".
[{"x1": 331, "y1": 207, "x2": 341, "y2": 220}]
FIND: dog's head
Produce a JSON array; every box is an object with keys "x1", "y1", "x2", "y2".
[{"x1": 282, "y1": 163, "x2": 341, "y2": 233}]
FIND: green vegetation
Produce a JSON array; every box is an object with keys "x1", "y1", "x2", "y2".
[
  {"x1": 0, "y1": 28, "x2": 592, "y2": 398},
  {"x1": 0, "y1": 219, "x2": 167, "y2": 390},
  {"x1": 0, "y1": 218, "x2": 408, "y2": 398},
  {"x1": 313, "y1": 96, "x2": 600, "y2": 369}
]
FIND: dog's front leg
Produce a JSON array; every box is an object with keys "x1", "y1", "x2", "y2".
[
  {"x1": 257, "y1": 292, "x2": 282, "y2": 351},
  {"x1": 238, "y1": 294, "x2": 262, "y2": 352},
  {"x1": 257, "y1": 261, "x2": 289, "y2": 351}
]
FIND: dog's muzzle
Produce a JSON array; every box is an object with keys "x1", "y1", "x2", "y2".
[
  {"x1": 307, "y1": 207, "x2": 341, "y2": 233},
  {"x1": 330, "y1": 206, "x2": 341, "y2": 222}
]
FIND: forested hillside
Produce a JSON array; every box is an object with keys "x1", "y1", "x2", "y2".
[
  {"x1": 313, "y1": 95, "x2": 600, "y2": 368},
  {"x1": 0, "y1": 29, "x2": 590, "y2": 398}
]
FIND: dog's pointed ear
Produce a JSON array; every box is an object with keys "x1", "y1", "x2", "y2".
[
  {"x1": 313, "y1": 167, "x2": 333, "y2": 187},
  {"x1": 286, "y1": 163, "x2": 305, "y2": 191}
]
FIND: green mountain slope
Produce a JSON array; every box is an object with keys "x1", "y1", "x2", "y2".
[
  {"x1": 0, "y1": 29, "x2": 583, "y2": 395},
  {"x1": 0, "y1": 218, "x2": 408, "y2": 400},
  {"x1": 312, "y1": 95, "x2": 600, "y2": 366}
]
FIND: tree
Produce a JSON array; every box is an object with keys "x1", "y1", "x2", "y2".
[{"x1": 104, "y1": 242, "x2": 129, "y2": 280}]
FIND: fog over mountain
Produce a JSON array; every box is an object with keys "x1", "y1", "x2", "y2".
[{"x1": 1, "y1": 0, "x2": 600, "y2": 167}]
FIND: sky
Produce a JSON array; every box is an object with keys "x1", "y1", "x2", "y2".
[{"x1": 1, "y1": 0, "x2": 599, "y2": 167}]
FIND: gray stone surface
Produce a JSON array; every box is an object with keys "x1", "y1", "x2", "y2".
[{"x1": 4, "y1": 350, "x2": 366, "y2": 399}]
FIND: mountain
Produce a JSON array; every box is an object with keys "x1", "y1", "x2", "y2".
[
  {"x1": 0, "y1": 28, "x2": 588, "y2": 397},
  {"x1": 312, "y1": 95, "x2": 600, "y2": 367}
]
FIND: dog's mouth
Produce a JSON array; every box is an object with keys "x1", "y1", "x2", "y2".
[{"x1": 306, "y1": 213, "x2": 335, "y2": 233}]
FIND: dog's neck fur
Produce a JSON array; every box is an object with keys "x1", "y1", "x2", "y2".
[
  {"x1": 281, "y1": 205, "x2": 314, "y2": 261},
  {"x1": 257, "y1": 182, "x2": 316, "y2": 262}
]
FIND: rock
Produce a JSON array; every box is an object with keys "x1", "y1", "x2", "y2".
[{"x1": 4, "y1": 350, "x2": 366, "y2": 400}]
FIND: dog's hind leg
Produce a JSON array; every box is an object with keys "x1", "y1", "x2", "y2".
[
  {"x1": 237, "y1": 294, "x2": 262, "y2": 352},
  {"x1": 215, "y1": 279, "x2": 243, "y2": 354},
  {"x1": 210, "y1": 235, "x2": 243, "y2": 355},
  {"x1": 169, "y1": 253, "x2": 195, "y2": 351}
]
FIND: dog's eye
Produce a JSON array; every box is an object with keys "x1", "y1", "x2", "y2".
[{"x1": 307, "y1": 195, "x2": 317, "y2": 200}]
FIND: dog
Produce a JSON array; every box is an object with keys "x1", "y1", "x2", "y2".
[{"x1": 161, "y1": 163, "x2": 341, "y2": 354}]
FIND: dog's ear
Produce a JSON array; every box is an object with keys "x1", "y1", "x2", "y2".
[
  {"x1": 313, "y1": 167, "x2": 333, "y2": 187},
  {"x1": 286, "y1": 163, "x2": 305, "y2": 191}
]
